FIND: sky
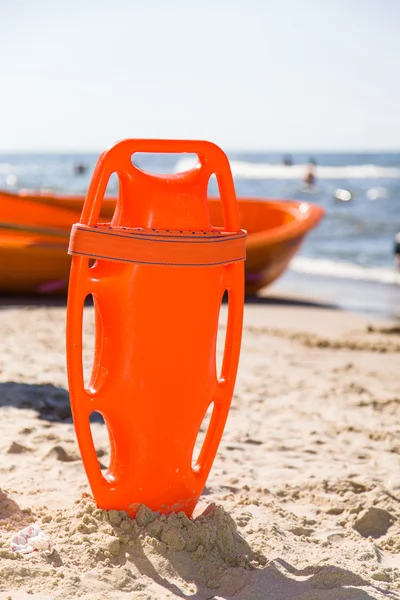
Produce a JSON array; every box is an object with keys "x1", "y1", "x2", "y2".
[{"x1": 1, "y1": 0, "x2": 400, "y2": 152}]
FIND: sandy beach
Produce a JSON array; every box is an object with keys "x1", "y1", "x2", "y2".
[{"x1": 0, "y1": 292, "x2": 399, "y2": 600}]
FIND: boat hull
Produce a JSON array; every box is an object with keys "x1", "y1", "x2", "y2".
[{"x1": 0, "y1": 191, "x2": 324, "y2": 295}]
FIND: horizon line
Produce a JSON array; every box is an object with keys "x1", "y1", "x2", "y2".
[{"x1": 0, "y1": 147, "x2": 399, "y2": 155}]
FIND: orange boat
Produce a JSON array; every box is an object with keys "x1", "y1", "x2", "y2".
[{"x1": 0, "y1": 189, "x2": 324, "y2": 295}]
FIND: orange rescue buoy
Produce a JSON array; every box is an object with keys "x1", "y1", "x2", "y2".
[{"x1": 66, "y1": 139, "x2": 246, "y2": 516}]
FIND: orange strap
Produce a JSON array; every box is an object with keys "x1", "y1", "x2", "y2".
[{"x1": 68, "y1": 223, "x2": 246, "y2": 267}]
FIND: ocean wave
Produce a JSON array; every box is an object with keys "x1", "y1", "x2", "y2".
[
  {"x1": 0, "y1": 163, "x2": 13, "y2": 174},
  {"x1": 290, "y1": 256, "x2": 400, "y2": 285},
  {"x1": 0, "y1": 163, "x2": 44, "y2": 175},
  {"x1": 174, "y1": 158, "x2": 400, "y2": 180}
]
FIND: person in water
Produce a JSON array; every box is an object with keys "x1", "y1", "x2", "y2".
[
  {"x1": 303, "y1": 158, "x2": 316, "y2": 186},
  {"x1": 283, "y1": 154, "x2": 293, "y2": 166},
  {"x1": 394, "y1": 232, "x2": 400, "y2": 270},
  {"x1": 74, "y1": 163, "x2": 88, "y2": 176}
]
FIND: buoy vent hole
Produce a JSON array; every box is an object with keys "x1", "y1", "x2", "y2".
[
  {"x1": 82, "y1": 295, "x2": 95, "y2": 389},
  {"x1": 89, "y1": 412, "x2": 110, "y2": 472},
  {"x1": 131, "y1": 153, "x2": 199, "y2": 175},
  {"x1": 192, "y1": 402, "x2": 214, "y2": 472},
  {"x1": 216, "y1": 292, "x2": 228, "y2": 381}
]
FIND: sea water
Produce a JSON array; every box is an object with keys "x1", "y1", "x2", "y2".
[{"x1": 1, "y1": 151, "x2": 399, "y2": 319}]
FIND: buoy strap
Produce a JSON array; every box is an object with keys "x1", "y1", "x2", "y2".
[{"x1": 68, "y1": 223, "x2": 246, "y2": 267}]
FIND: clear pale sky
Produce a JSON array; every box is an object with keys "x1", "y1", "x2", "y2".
[{"x1": 1, "y1": 0, "x2": 399, "y2": 152}]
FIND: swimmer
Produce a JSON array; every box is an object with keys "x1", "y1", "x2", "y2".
[
  {"x1": 74, "y1": 163, "x2": 87, "y2": 176},
  {"x1": 394, "y1": 232, "x2": 400, "y2": 270},
  {"x1": 303, "y1": 159, "x2": 316, "y2": 186},
  {"x1": 282, "y1": 154, "x2": 293, "y2": 166}
]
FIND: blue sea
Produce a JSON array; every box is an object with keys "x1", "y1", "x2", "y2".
[{"x1": 1, "y1": 151, "x2": 399, "y2": 320}]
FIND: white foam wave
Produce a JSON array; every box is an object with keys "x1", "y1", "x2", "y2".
[
  {"x1": 174, "y1": 158, "x2": 400, "y2": 180},
  {"x1": 0, "y1": 163, "x2": 44, "y2": 175},
  {"x1": 0, "y1": 163, "x2": 13, "y2": 174},
  {"x1": 290, "y1": 256, "x2": 400, "y2": 285}
]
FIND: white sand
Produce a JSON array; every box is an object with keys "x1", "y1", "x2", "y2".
[{"x1": 0, "y1": 296, "x2": 399, "y2": 599}]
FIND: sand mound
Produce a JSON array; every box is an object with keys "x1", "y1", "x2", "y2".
[
  {"x1": 246, "y1": 325, "x2": 400, "y2": 353},
  {"x1": 1, "y1": 485, "x2": 400, "y2": 600},
  {"x1": 0, "y1": 497, "x2": 264, "y2": 599}
]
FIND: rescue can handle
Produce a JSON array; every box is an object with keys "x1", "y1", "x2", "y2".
[{"x1": 80, "y1": 139, "x2": 241, "y2": 232}]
